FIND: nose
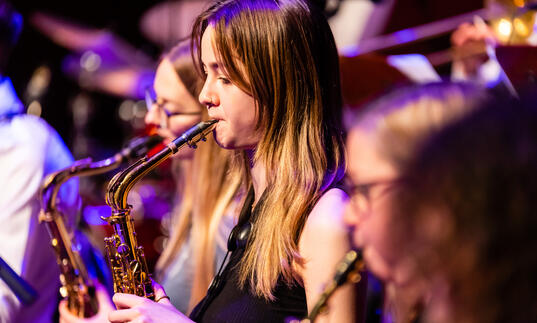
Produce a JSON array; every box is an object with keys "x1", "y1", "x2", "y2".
[
  {"x1": 145, "y1": 103, "x2": 162, "y2": 128},
  {"x1": 343, "y1": 202, "x2": 360, "y2": 228},
  {"x1": 199, "y1": 78, "x2": 218, "y2": 108}
]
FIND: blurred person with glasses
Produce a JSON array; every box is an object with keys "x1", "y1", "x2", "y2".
[
  {"x1": 389, "y1": 90, "x2": 537, "y2": 323},
  {"x1": 144, "y1": 86, "x2": 201, "y2": 130},
  {"x1": 344, "y1": 82, "x2": 488, "y2": 323},
  {"x1": 59, "y1": 41, "x2": 242, "y2": 323}
]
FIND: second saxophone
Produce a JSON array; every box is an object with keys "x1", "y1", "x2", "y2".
[{"x1": 39, "y1": 134, "x2": 161, "y2": 317}]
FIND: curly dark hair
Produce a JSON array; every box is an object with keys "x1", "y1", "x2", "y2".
[{"x1": 393, "y1": 91, "x2": 537, "y2": 323}]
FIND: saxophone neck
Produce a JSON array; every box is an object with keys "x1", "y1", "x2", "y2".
[
  {"x1": 105, "y1": 157, "x2": 148, "y2": 212},
  {"x1": 40, "y1": 135, "x2": 162, "y2": 218},
  {"x1": 104, "y1": 120, "x2": 217, "y2": 214},
  {"x1": 40, "y1": 158, "x2": 93, "y2": 218},
  {"x1": 307, "y1": 249, "x2": 365, "y2": 322}
]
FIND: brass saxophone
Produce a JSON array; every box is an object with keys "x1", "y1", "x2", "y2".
[
  {"x1": 103, "y1": 120, "x2": 217, "y2": 299},
  {"x1": 288, "y1": 250, "x2": 365, "y2": 323},
  {"x1": 39, "y1": 135, "x2": 161, "y2": 317}
]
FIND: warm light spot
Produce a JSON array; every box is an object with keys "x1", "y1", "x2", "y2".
[
  {"x1": 514, "y1": 17, "x2": 531, "y2": 37},
  {"x1": 498, "y1": 18, "x2": 513, "y2": 38},
  {"x1": 27, "y1": 65, "x2": 51, "y2": 99},
  {"x1": 119, "y1": 100, "x2": 135, "y2": 121},
  {"x1": 134, "y1": 100, "x2": 147, "y2": 118},
  {"x1": 27, "y1": 100, "x2": 42, "y2": 117},
  {"x1": 513, "y1": 0, "x2": 525, "y2": 7},
  {"x1": 80, "y1": 50, "x2": 101, "y2": 73}
]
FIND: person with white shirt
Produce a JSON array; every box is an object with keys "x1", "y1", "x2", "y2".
[{"x1": 0, "y1": 2, "x2": 79, "y2": 322}]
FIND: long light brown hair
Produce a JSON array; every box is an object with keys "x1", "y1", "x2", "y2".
[
  {"x1": 192, "y1": 0, "x2": 345, "y2": 300},
  {"x1": 154, "y1": 42, "x2": 241, "y2": 310},
  {"x1": 353, "y1": 82, "x2": 488, "y2": 174}
]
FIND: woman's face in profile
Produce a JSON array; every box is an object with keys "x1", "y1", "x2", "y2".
[
  {"x1": 145, "y1": 58, "x2": 202, "y2": 159},
  {"x1": 344, "y1": 128, "x2": 401, "y2": 282},
  {"x1": 198, "y1": 26, "x2": 261, "y2": 151}
]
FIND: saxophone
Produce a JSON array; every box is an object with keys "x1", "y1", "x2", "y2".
[
  {"x1": 288, "y1": 250, "x2": 365, "y2": 323},
  {"x1": 103, "y1": 120, "x2": 217, "y2": 299},
  {"x1": 39, "y1": 135, "x2": 161, "y2": 317}
]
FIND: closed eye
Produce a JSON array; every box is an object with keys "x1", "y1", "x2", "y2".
[{"x1": 218, "y1": 76, "x2": 231, "y2": 84}]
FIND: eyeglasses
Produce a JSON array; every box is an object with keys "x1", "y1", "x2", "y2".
[
  {"x1": 346, "y1": 179, "x2": 401, "y2": 213},
  {"x1": 144, "y1": 88, "x2": 201, "y2": 129}
]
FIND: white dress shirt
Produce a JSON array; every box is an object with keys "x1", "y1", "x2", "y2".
[{"x1": 0, "y1": 76, "x2": 78, "y2": 323}]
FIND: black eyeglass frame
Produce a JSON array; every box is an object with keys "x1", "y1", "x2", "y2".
[
  {"x1": 144, "y1": 88, "x2": 202, "y2": 118},
  {"x1": 345, "y1": 178, "x2": 403, "y2": 212}
]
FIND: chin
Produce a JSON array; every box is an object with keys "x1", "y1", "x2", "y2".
[
  {"x1": 363, "y1": 247, "x2": 394, "y2": 283},
  {"x1": 214, "y1": 139, "x2": 236, "y2": 150},
  {"x1": 351, "y1": 232, "x2": 364, "y2": 249},
  {"x1": 212, "y1": 131, "x2": 234, "y2": 150},
  {"x1": 213, "y1": 131, "x2": 256, "y2": 151}
]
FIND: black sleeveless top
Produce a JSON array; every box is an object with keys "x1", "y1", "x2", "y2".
[{"x1": 190, "y1": 189, "x2": 307, "y2": 322}]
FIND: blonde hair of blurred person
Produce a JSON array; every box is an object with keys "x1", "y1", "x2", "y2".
[
  {"x1": 145, "y1": 42, "x2": 241, "y2": 313},
  {"x1": 391, "y1": 92, "x2": 537, "y2": 323},
  {"x1": 344, "y1": 82, "x2": 488, "y2": 323}
]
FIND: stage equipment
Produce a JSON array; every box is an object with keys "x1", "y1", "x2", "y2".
[
  {"x1": 0, "y1": 256, "x2": 38, "y2": 306},
  {"x1": 350, "y1": 0, "x2": 536, "y2": 65}
]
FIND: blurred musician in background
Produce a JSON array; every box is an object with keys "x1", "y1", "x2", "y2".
[
  {"x1": 450, "y1": 19, "x2": 499, "y2": 84},
  {"x1": 390, "y1": 90, "x2": 537, "y2": 323},
  {"x1": 0, "y1": 1, "x2": 79, "y2": 322},
  {"x1": 344, "y1": 82, "x2": 488, "y2": 323},
  {"x1": 449, "y1": 1, "x2": 537, "y2": 89}
]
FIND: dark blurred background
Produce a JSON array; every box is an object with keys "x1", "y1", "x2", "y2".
[{"x1": 9, "y1": 1, "x2": 160, "y2": 153}]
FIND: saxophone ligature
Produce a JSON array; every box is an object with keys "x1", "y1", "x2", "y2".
[
  {"x1": 103, "y1": 120, "x2": 217, "y2": 299},
  {"x1": 39, "y1": 135, "x2": 161, "y2": 317}
]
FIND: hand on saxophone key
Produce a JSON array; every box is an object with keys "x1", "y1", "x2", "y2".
[
  {"x1": 109, "y1": 279, "x2": 193, "y2": 323},
  {"x1": 59, "y1": 282, "x2": 115, "y2": 323}
]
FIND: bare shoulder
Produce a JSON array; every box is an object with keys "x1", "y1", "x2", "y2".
[
  {"x1": 304, "y1": 187, "x2": 349, "y2": 231},
  {"x1": 299, "y1": 187, "x2": 350, "y2": 264},
  {"x1": 298, "y1": 188, "x2": 357, "y2": 323}
]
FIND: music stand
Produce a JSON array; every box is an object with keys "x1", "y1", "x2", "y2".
[{"x1": 339, "y1": 53, "x2": 411, "y2": 109}]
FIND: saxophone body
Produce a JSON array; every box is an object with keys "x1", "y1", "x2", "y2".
[
  {"x1": 39, "y1": 135, "x2": 161, "y2": 317},
  {"x1": 103, "y1": 120, "x2": 217, "y2": 299}
]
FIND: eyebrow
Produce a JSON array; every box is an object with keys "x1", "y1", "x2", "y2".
[{"x1": 202, "y1": 61, "x2": 222, "y2": 71}]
